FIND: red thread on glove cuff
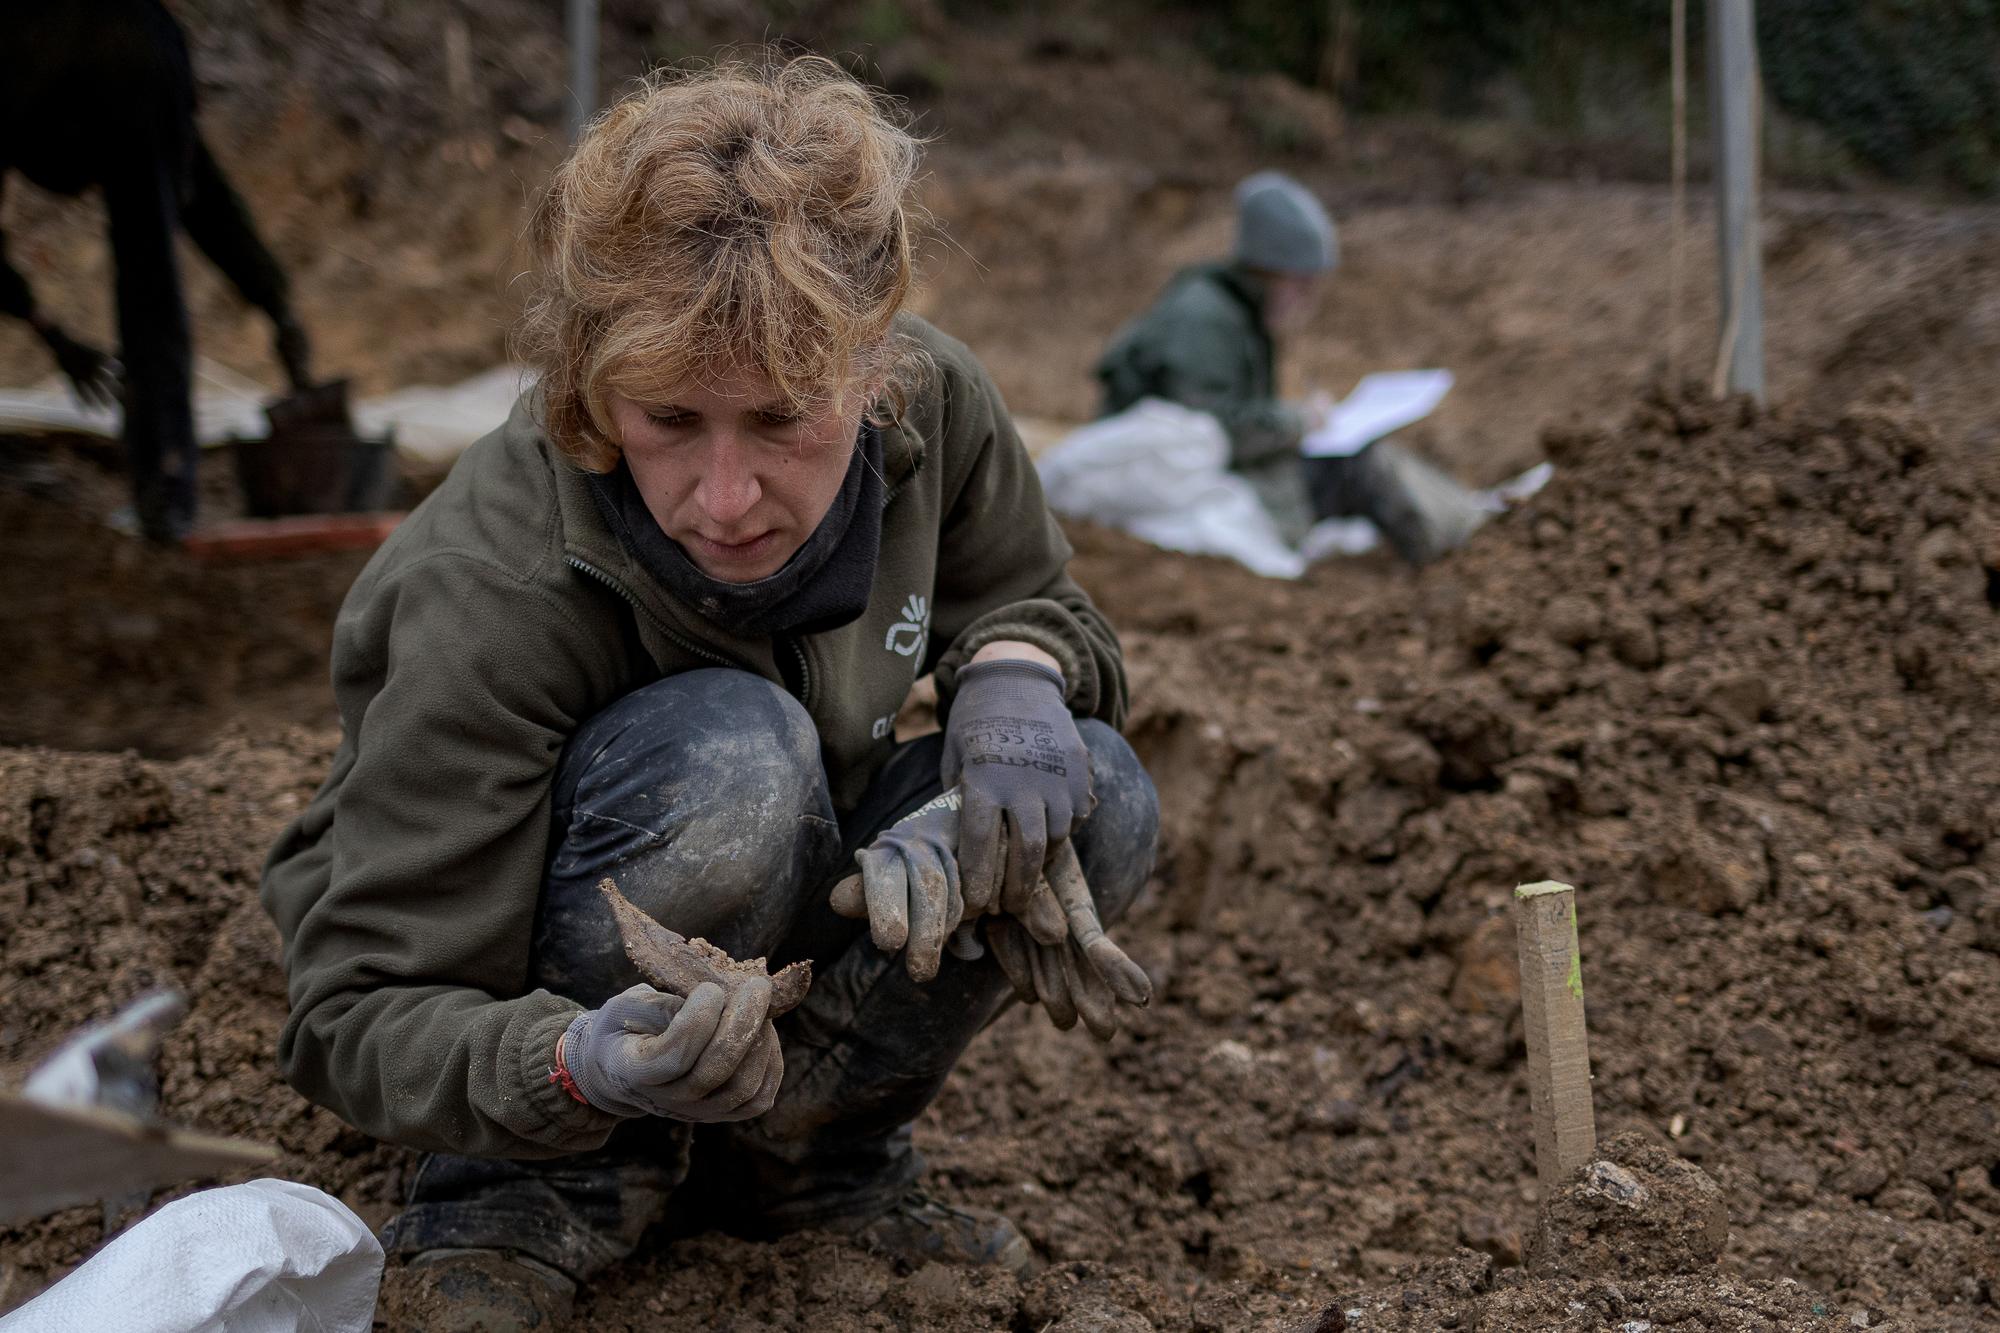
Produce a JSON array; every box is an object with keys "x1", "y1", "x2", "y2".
[{"x1": 549, "y1": 1033, "x2": 590, "y2": 1106}]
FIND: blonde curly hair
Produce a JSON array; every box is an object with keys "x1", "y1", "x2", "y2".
[{"x1": 518, "y1": 55, "x2": 927, "y2": 471}]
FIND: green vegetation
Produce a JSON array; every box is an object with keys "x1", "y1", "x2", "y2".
[
  {"x1": 1759, "y1": 0, "x2": 2000, "y2": 192},
  {"x1": 948, "y1": 0, "x2": 2000, "y2": 193}
]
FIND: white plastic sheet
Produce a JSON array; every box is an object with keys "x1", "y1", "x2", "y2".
[
  {"x1": 1037, "y1": 391, "x2": 1554, "y2": 578},
  {"x1": 0, "y1": 361, "x2": 532, "y2": 466},
  {"x1": 1035, "y1": 399, "x2": 1306, "y2": 578},
  {"x1": 1298, "y1": 516, "x2": 1382, "y2": 560},
  {"x1": 1479, "y1": 460, "x2": 1554, "y2": 510},
  {"x1": 352, "y1": 365, "x2": 533, "y2": 466},
  {"x1": 0, "y1": 1180, "x2": 383, "y2": 1333},
  {"x1": 0, "y1": 360, "x2": 269, "y2": 447}
]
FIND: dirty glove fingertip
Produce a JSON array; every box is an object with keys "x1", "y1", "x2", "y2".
[
  {"x1": 829, "y1": 873, "x2": 867, "y2": 918},
  {"x1": 1022, "y1": 877, "x2": 1070, "y2": 946},
  {"x1": 859, "y1": 851, "x2": 912, "y2": 952}
]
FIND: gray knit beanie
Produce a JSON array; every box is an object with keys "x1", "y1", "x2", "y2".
[{"x1": 1233, "y1": 171, "x2": 1337, "y2": 274}]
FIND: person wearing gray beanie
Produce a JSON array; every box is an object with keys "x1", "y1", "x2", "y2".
[
  {"x1": 1094, "y1": 171, "x2": 1340, "y2": 544},
  {"x1": 1095, "y1": 171, "x2": 1455, "y2": 564}
]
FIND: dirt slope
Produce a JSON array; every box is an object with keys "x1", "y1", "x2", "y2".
[{"x1": 5, "y1": 20, "x2": 2000, "y2": 495}]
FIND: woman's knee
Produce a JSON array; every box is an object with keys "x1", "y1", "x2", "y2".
[
  {"x1": 1072, "y1": 720, "x2": 1159, "y2": 924},
  {"x1": 557, "y1": 670, "x2": 822, "y2": 814},
  {"x1": 542, "y1": 671, "x2": 840, "y2": 960}
]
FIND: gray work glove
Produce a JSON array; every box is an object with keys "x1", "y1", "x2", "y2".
[
  {"x1": 942, "y1": 658, "x2": 1094, "y2": 919},
  {"x1": 830, "y1": 786, "x2": 1071, "y2": 978},
  {"x1": 40, "y1": 326, "x2": 120, "y2": 410},
  {"x1": 846, "y1": 788, "x2": 964, "y2": 983},
  {"x1": 560, "y1": 981, "x2": 780, "y2": 1123},
  {"x1": 983, "y1": 840, "x2": 1152, "y2": 1040}
]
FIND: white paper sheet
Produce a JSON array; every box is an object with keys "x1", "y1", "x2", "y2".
[{"x1": 1301, "y1": 369, "x2": 1454, "y2": 458}]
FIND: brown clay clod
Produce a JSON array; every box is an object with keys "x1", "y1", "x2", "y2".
[
  {"x1": 1526, "y1": 1131, "x2": 1728, "y2": 1279},
  {"x1": 598, "y1": 878, "x2": 811, "y2": 1015}
]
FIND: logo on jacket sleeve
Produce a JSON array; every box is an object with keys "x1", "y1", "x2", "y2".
[{"x1": 885, "y1": 593, "x2": 930, "y2": 662}]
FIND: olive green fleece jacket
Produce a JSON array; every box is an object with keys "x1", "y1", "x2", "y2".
[
  {"x1": 260, "y1": 315, "x2": 1127, "y2": 1161},
  {"x1": 1095, "y1": 261, "x2": 1315, "y2": 541}
]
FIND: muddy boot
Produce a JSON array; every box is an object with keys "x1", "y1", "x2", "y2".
[
  {"x1": 398, "y1": 1248, "x2": 577, "y2": 1332},
  {"x1": 830, "y1": 1190, "x2": 1037, "y2": 1276}
]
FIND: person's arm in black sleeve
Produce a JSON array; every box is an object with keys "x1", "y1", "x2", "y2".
[{"x1": 0, "y1": 179, "x2": 119, "y2": 409}]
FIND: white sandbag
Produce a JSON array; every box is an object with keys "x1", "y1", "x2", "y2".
[
  {"x1": 1036, "y1": 399, "x2": 1305, "y2": 578},
  {"x1": 0, "y1": 1179, "x2": 382, "y2": 1333},
  {"x1": 1299, "y1": 516, "x2": 1382, "y2": 561}
]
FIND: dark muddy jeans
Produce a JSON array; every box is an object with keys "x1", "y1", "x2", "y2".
[{"x1": 384, "y1": 669, "x2": 1159, "y2": 1280}]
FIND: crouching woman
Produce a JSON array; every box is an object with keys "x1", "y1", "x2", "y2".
[{"x1": 259, "y1": 56, "x2": 1158, "y2": 1331}]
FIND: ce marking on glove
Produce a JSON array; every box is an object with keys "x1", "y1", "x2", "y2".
[{"x1": 968, "y1": 754, "x2": 1070, "y2": 774}]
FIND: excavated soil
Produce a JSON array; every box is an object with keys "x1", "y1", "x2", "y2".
[
  {"x1": 3, "y1": 382, "x2": 1996, "y2": 1331},
  {"x1": 5, "y1": 10, "x2": 2000, "y2": 1330}
]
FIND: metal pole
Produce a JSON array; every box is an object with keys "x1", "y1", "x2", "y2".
[
  {"x1": 565, "y1": 0, "x2": 600, "y2": 144},
  {"x1": 1707, "y1": 0, "x2": 1764, "y2": 401},
  {"x1": 1668, "y1": 0, "x2": 1687, "y2": 385}
]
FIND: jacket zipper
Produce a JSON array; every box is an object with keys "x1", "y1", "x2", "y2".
[
  {"x1": 883, "y1": 432, "x2": 922, "y2": 508},
  {"x1": 785, "y1": 637, "x2": 813, "y2": 708},
  {"x1": 565, "y1": 556, "x2": 736, "y2": 669}
]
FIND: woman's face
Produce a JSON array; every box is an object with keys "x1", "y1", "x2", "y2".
[
  {"x1": 1262, "y1": 272, "x2": 1324, "y2": 334},
  {"x1": 607, "y1": 365, "x2": 863, "y2": 583}
]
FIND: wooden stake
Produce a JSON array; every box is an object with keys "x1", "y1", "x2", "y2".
[{"x1": 1513, "y1": 880, "x2": 1597, "y2": 1194}]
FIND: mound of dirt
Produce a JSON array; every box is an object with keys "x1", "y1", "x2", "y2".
[
  {"x1": 12, "y1": 4, "x2": 2000, "y2": 507},
  {"x1": 3, "y1": 385, "x2": 1997, "y2": 1329},
  {"x1": 1062, "y1": 381, "x2": 2000, "y2": 1327},
  {"x1": 1525, "y1": 1133, "x2": 1730, "y2": 1280},
  {"x1": 0, "y1": 732, "x2": 408, "y2": 1285}
]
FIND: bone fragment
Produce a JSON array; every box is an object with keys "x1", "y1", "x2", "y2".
[{"x1": 599, "y1": 879, "x2": 811, "y2": 1016}]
